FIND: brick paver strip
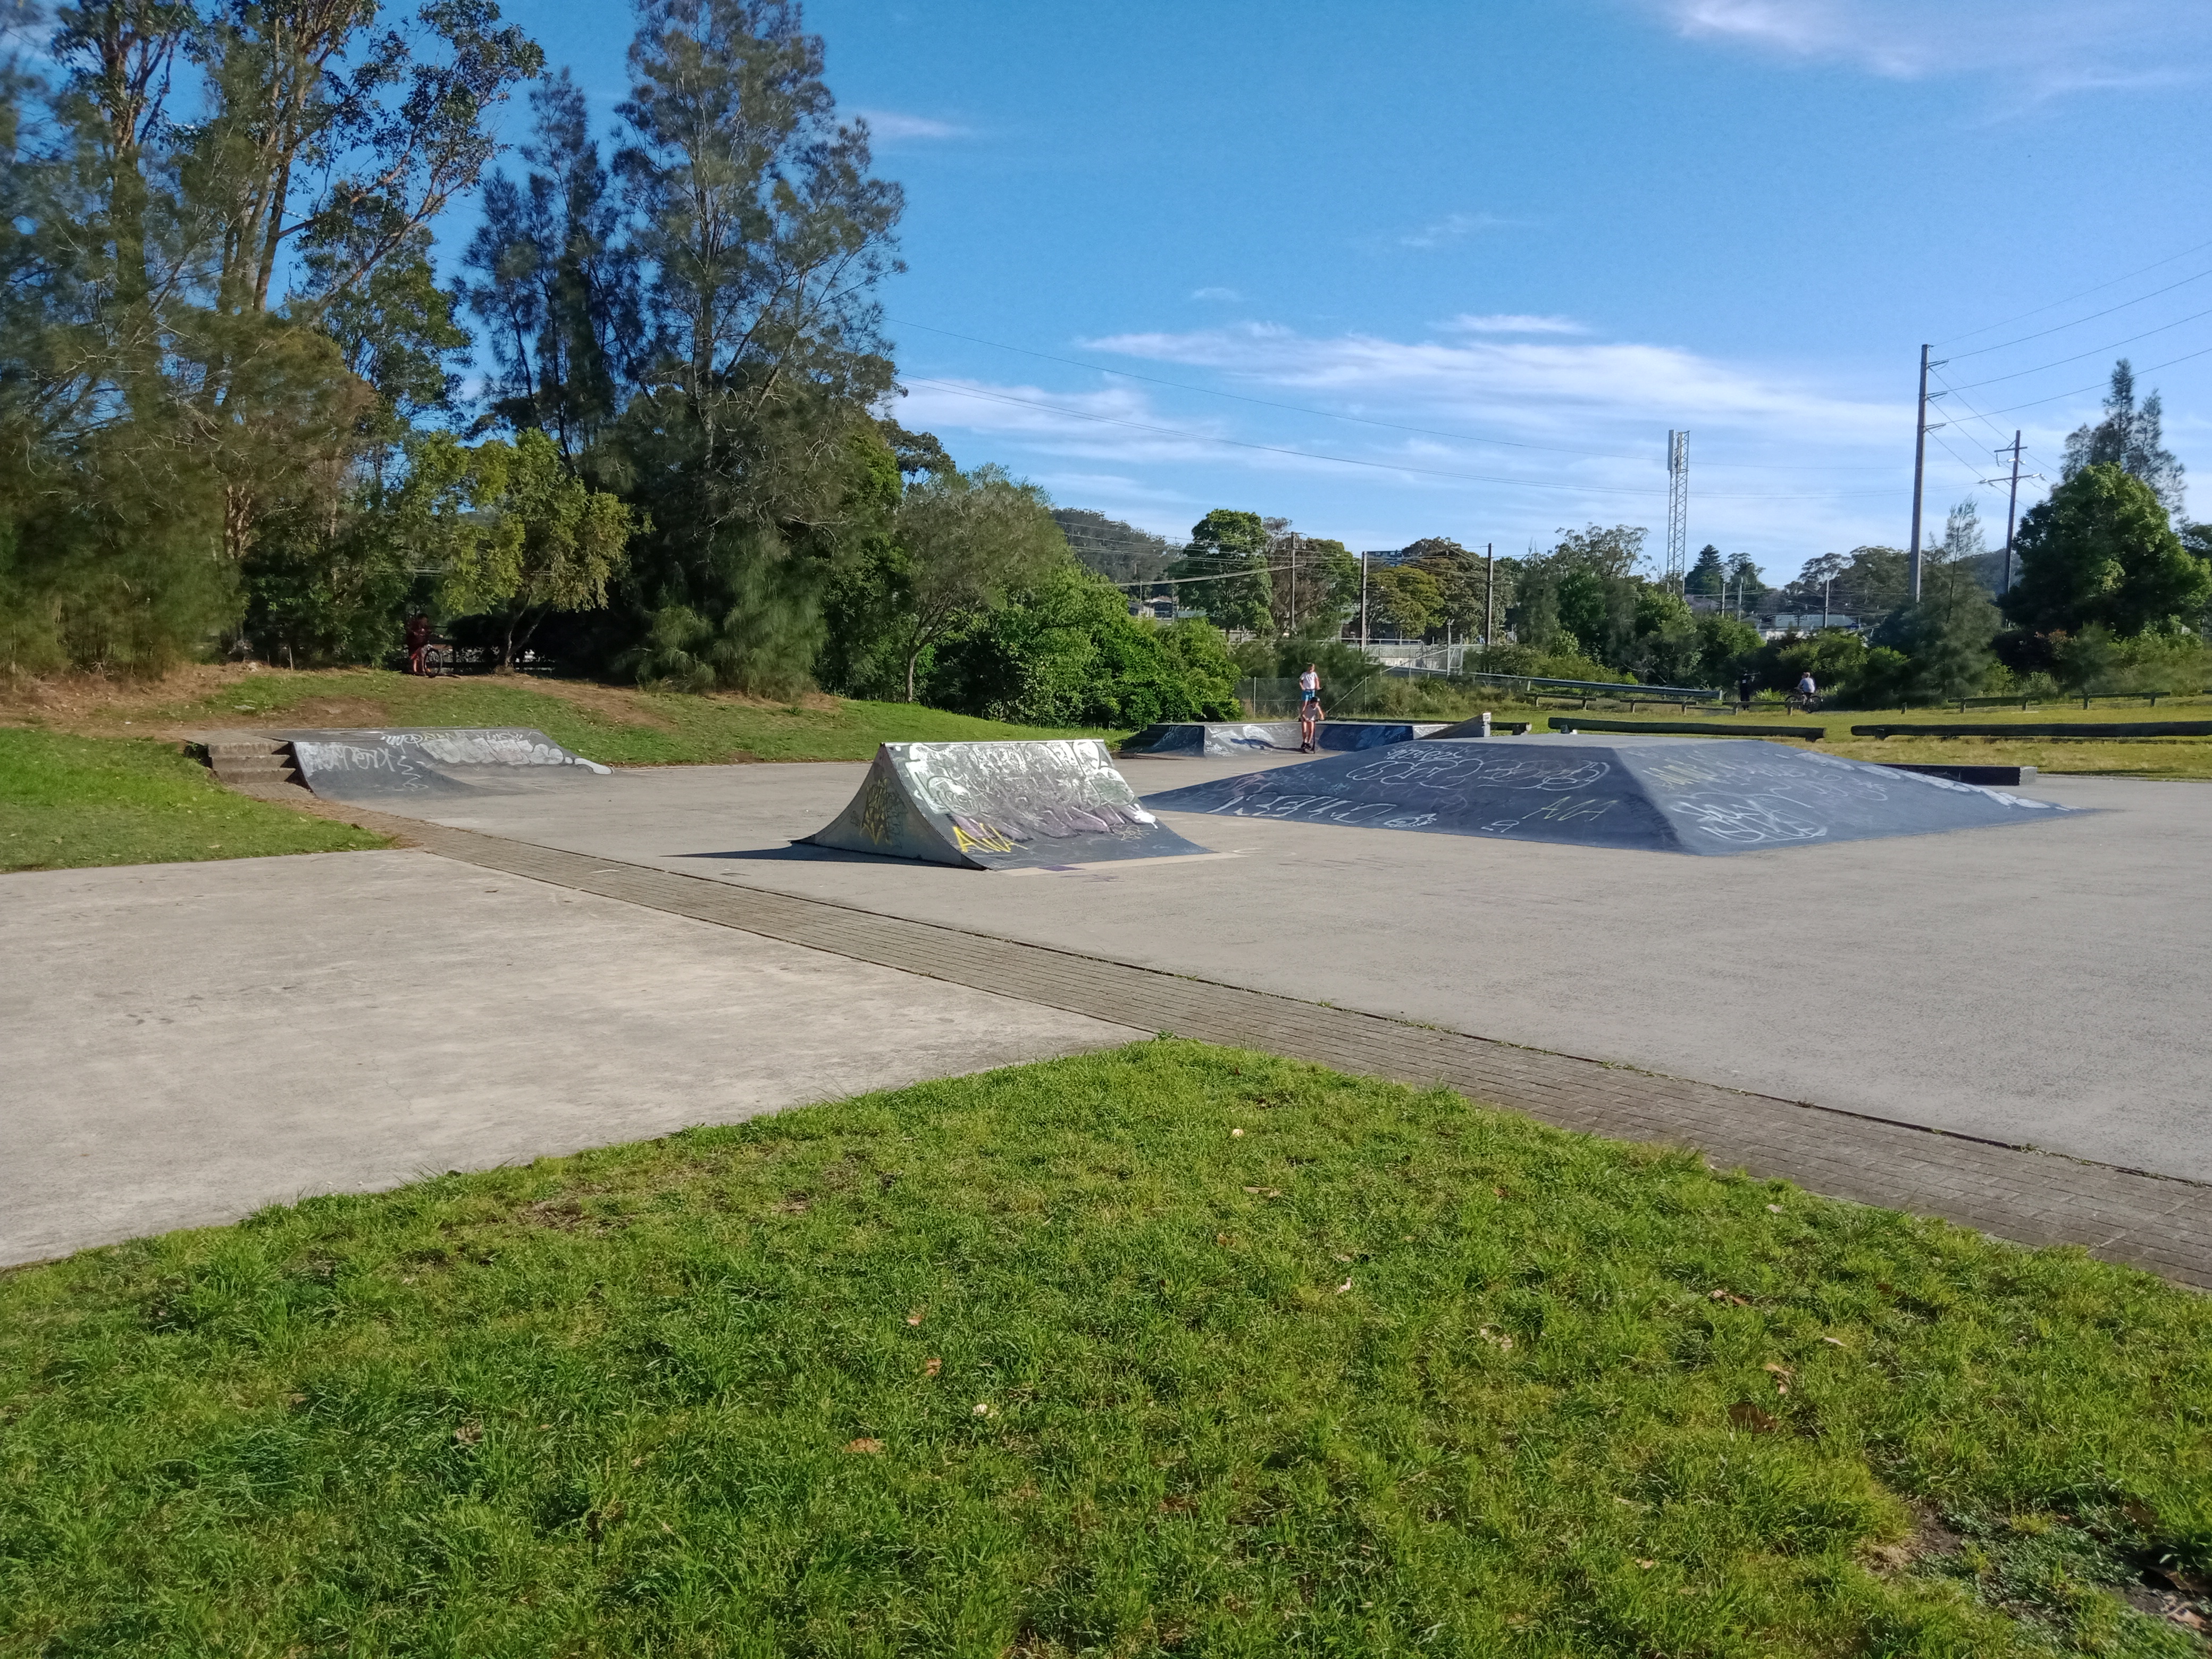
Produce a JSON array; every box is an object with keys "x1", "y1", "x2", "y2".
[{"x1": 325, "y1": 802, "x2": 2212, "y2": 1288}]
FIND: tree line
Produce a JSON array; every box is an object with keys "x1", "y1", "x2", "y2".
[
  {"x1": 0, "y1": 0, "x2": 1244, "y2": 727},
  {"x1": 4, "y1": 0, "x2": 2204, "y2": 719},
  {"x1": 1143, "y1": 362, "x2": 2209, "y2": 707}
]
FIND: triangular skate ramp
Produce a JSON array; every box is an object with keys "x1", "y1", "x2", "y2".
[
  {"x1": 266, "y1": 727, "x2": 610, "y2": 803},
  {"x1": 1141, "y1": 735, "x2": 2075, "y2": 856},
  {"x1": 1121, "y1": 719, "x2": 1446, "y2": 756},
  {"x1": 806, "y1": 740, "x2": 1207, "y2": 869}
]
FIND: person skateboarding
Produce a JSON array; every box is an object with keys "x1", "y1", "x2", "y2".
[
  {"x1": 405, "y1": 612, "x2": 432, "y2": 676},
  {"x1": 1297, "y1": 663, "x2": 1322, "y2": 751}
]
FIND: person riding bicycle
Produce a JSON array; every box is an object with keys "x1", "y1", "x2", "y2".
[
  {"x1": 1297, "y1": 663, "x2": 1322, "y2": 752},
  {"x1": 1795, "y1": 669, "x2": 1818, "y2": 711},
  {"x1": 405, "y1": 613, "x2": 432, "y2": 676}
]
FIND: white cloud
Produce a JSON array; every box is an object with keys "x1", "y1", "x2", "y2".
[
  {"x1": 1080, "y1": 323, "x2": 1898, "y2": 440},
  {"x1": 1653, "y1": 0, "x2": 2211, "y2": 95},
  {"x1": 1399, "y1": 212, "x2": 1513, "y2": 249},
  {"x1": 892, "y1": 319, "x2": 2079, "y2": 556},
  {"x1": 895, "y1": 378, "x2": 1236, "y2": 468},
  {"x1": 853, "y1": 108, "x2": 969, "y2": 140},
  {"x1": 1190, "y1": 287, "x2": 1244, "y2": 302},
  {"x1": 1442, "y1": 313, "x2": 1590, "y2": 336}
]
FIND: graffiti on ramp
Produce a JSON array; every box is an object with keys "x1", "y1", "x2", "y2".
[
  {"x1": 280, "y1": 727, "x2": 610, "y2": 802},
  {"x1": 1140, "y1": 735, "x2": 2075, "y2": 856},
  {"x1": 805, "y1": 740, "x2": 1209, "y2": 869}
]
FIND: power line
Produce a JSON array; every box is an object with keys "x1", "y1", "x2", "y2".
[
  {"x1": 904, "y1": 377, "x2": 1903, "y2": 500},
  {"x1": 890, "y1": 316, "x2": 1903, "y2": 472},
  {"x1": 1926, "y1": 372, "x2": 2060, "y2": 476},
  {"x1": 1973, "y1": 340, "x2": 2212, "y2": 418},
  {"x1": 1934, "y1": 234, "x2": 2212, "y2": 347},
  {"x1": 1945, "y1": 263, "x2": 2212, "y2": 361},
  {"x1": 1941, "y1": 301, "x2": 2212, "y2": 392},
  {"x1": 1096, "y1": 559, "x2": 1299, "y2": 591}
]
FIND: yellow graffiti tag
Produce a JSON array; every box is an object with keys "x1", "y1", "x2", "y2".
[
  {"x1": 858, "y1": 774, "x2": 898, "y2": 844},
  {"x1": 952, "y1": 820, "x2": 1018, "y2": 855}
]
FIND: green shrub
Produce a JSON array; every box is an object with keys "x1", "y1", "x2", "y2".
[
  {"x1": 927, "y1": 567, "x2": 1239, "y2": 726},
  {"x1": 2051, "y1": 626, "x2": 2212, "y2": 696}
]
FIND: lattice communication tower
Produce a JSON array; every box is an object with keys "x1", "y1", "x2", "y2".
[{"x1": 1664, "y1": 429, "x2": 1689, "y2": 587}]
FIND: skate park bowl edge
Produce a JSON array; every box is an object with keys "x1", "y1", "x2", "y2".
[
  {"x1": 1121, "y1": 719, "x2": 1448, "y2": 757},
  {"x1": 805, "y1": 739, "x2": 1209, "y2": 870},
  {"x1": 1141, "y1": 734, "x2": 2078, "y2": 856},
  {"x1": 267, "y1": 727, "x2": 609, "y2": 803}
]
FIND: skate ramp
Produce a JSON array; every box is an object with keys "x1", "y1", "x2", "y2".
[
  {"x1": 276, "y1": 728, "x2": 610, "y2": 803},
  {"x1": 805, "y1": 740, "x2": 1209, "y2": 870},
  {"x1": 1141, "y1": 735, "x2": 2074, "y2": 856},
  {"x1": 1121, "y1": 720, "x2": 1445, "y2": 757}
]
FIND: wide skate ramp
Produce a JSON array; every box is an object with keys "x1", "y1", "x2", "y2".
[
  {"x1": 1142, "y1": 734, "x2": 2074, "y2": 856},
  {"x1": 806, "y1": 740, "x2": 1208, "y2": 870},
  {"x1": 275, "y1": 728, "x2": 610, "y2": 803},
  {"x1": 1121, "y1": 719, "x2": 1446, "y2": 757}
]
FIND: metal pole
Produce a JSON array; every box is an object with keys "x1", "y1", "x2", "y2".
[
  {"x1": 1484, "y1": 543, "x2": 1494, "y2": 653},
  {"x1": 1909, "y1": 343, "x2": 1935, "y2": 602},
  {"x1": 2000, "y1": 430, "x2": 2024, "y2": 597},
  {"x1": 1359, "y1": 550, "x2": 1368, "y2": 649}
]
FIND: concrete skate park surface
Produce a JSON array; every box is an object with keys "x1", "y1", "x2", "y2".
[
  {"x1": 362, "y1": 750, "x2": 2212, "y2": 1184},
  {"x1": 0, "y1": 852, "x2": 1138, "y2": 1264}
]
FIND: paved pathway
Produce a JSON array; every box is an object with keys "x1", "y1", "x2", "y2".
[
  {"x1": 324, "y1": 802, "x2": 2212, "y2": 1289},
  {"x1": 1, "y1": 850, "x2": 1135, "y2": 1264}
]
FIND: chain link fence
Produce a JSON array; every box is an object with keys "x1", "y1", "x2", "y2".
[{"x1": 1235, "y1": 675, "x2": 1389, "y2": 717}]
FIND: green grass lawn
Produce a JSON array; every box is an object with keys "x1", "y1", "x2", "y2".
[
  {"x1": 44, "y1": 666, "x2": 1118, "y2": 765},
  {"x1": 6, "y1": 1041, "x2": 2207, "y2": 1656},
  {"x1": 1455, "y1": 700, "x2": 2212, "y2": 780},
  {"x1": 0, "y1": 728, "x2": 387, "y2": 873}
]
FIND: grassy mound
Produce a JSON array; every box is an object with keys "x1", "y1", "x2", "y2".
[
  {"x1": 4, "y1": 665, "x2": 1117, "y2": 765},
  {"x1": 0, "y1": 729, "x2": 385, "y2": 872},
  {"x1": 4, "y1": 1042, "x2": 2207, "y2": 1655}
]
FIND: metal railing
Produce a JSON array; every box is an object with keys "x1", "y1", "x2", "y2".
[{"x1": 1455, "y1": 670, "x2": 1723, "y2": 702}]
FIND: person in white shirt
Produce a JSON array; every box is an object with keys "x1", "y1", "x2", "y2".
[{"x1": 1297, "y1": 664, "x2": 1322, "y2": 751}]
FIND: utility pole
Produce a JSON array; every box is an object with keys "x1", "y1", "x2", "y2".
[
  {"x1": 1484, "y1": 543, "x2": 1495, "y2": 653},
  {"x1": 1998, "y1": 430, "x2": 2024, "y2": 596},
  {"x1": 1359, "y1": 550, "x2": 1368, "y2": 649},
  {"x1": 1908, "y1": 343, "x2": 1947, "y2": 601}
]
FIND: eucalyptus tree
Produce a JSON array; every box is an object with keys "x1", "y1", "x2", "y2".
[
  {"x1": 2, "y1": 0, "x2": 541, "y2": 668},
  {"x1": 464, "y1": 70, "x2": 639, "y2": 467},
  {"x1": 604, "y1": 0, "x2": 904, "y2": 691}
]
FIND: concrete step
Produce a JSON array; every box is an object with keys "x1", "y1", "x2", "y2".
[
  {"x1": 195, "y1": 738, "x2": 303, "y2": 788},
  {"x1": 212, "y1": 758, "x2": 300, "y2": 781}
]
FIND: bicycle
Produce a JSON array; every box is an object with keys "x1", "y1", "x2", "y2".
[{"x1": 414, "y1": 641, "x2": 457, "y2": 678}]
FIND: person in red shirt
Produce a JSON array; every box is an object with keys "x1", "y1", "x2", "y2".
[{"x1": 405, "y1": 613, "x2": 432, "y2": 676}]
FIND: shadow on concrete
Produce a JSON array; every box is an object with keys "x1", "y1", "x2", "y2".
[{"x1": 678, "y1": 845, "x2": 906, "y2": 866}]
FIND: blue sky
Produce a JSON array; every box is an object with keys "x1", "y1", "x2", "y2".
[{"x1": 502, "y1": 0, "x2": 2212, "y2": 579}]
